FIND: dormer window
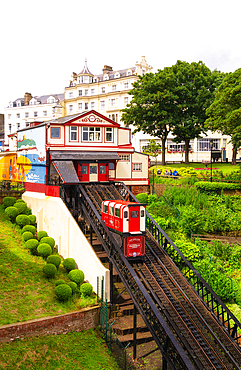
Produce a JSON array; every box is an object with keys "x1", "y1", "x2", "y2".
[
  {"x1": 127, "y1": 70, "x2": 132, "y2": 76},
  {"x1": 103, "y1": 74, "x2": 109, "y2": 81},
  {"x1": 115, "y1": 72, "x2": 120, "y2": 78},
  {"x1": 9, "y1": 102, "x2": 13, "y2": 108},
  {"x1": 17, "y1": 101, "x2": 21, "y2": 107},
  {"x1": 47, "y1": 96, "x2": 55, "y2": 104}
]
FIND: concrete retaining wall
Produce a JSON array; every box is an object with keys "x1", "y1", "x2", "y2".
[{"x1": 22, "y1": 191, "x2": 110, "y2": 301}]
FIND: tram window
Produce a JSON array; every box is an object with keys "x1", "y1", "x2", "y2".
[
  {"x1": 124, "y1": 211, "x2": 128, "y2": 218},
  {"x1": 90, "y1": 165, "x2": 97, "y2": 174},
  {"x1": 100, "y1": 165, "x2": 106, "y2": 174},
  {"x1": 115, "y1": 208, "x2": 119, "y2": 217},
  {"x1": 82, "y1": 165, "x2": 88, "y2": 174},
  {"x1": 104, "y1": 205, "x2": 108, "y2": 213},
  {"x1": 141, "y1": 210, "x2": 145, "y2": 217},
  {"x1": 131, "y1": 210, "x2": 139, "y2": 218},
  {"x1": 109, "y1": 206, "x2": 113, "y2": 216}
]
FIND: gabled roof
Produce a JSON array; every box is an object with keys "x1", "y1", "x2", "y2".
[
  {"x1": 47, "y1": 110, "x2": 121, "y2": 127},
  {"x1": 79, "y1": 59, "x2": 93, "y2": 75}
]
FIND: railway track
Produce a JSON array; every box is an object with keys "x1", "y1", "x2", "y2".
[{"x1": 79, "y1": 183, "x2": 241, "y2": 369}]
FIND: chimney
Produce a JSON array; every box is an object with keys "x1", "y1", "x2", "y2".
[
  {"x1": 102, "y1": 65, "x2": 113, "y2": 74},
  {"x1": 24, "y1": 92, "x2": 32, "y2": 106}
]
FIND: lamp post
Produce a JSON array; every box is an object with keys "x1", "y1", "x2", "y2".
[{"x1": 210, "y1": 139, "x2": 213, "y2": 182}]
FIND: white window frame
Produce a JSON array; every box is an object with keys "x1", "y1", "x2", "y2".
[
  {"x1": 101, "y1": 87, "x2": 105, "y2": 93},
  {"x1": 119, "y1": 154, "x2": 130, "y2": 161},
  {"x1": 100, "y1": 100, "x2": 105, "y2": 109},
  {"x1": 133, "y1": 163, "x2": 142, "y2": 171},
  {"x1": 69, "y1": 105, "x2": 73, "y2": 113},
  {"x1": 91, "y1": 102, "x2": 95, "y2": 109},
  {"x1": 78, "y1": 103, "x2": 82, "y2": 110},
  {"x1": 112, "y1": 85, "x2": 116, "y2": 91},
  {"x1": 43, "y1": 110, "x2": 47, "y2": 117},
  {"x1": 70, "y1": 126, "x2": 78, "y2": 141},
  {"x1": 111, "y1": 99, "x2": 115, "y2": 107},
  {"x1": 105, "y1": 127, "x2": 113, "y2": 142},
  {"x1": 82, "y1": 126, "x2": 101, "y2": 142}
]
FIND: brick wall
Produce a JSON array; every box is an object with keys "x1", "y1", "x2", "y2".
[
  {"x1": 0, "y1": 190, "x2": 25, "y2": 204},
  {"x1": 130, "y1": 185, "x2": 150, "y2": 196},
  {"x1": 0, "y1": 306, "x2": 99, "y2": 343}
]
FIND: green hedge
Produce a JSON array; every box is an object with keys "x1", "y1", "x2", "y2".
[{"x1": 195, "y1": 181, "x2": 241, "y2": 192}]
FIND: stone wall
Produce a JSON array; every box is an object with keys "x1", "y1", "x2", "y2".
[
  {"x1": 0, "y1": 306, "x2": 99, "y2": 343},
  {"x1": 0, "y1": 190, "x2": 25, "y2": 204}
]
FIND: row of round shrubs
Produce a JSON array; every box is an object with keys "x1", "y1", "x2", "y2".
[{"x1": 3, "y1": 196, "x2": 93, "y2": 302}]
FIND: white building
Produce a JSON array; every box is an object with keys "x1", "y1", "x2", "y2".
[
  {"x1": 63, "y1": 56, "x2": 153, "y2": 124},
  {"x1": 4, "y1": 93, "x2": 64, "y2": 146}
]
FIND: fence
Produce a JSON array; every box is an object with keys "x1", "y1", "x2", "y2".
[{"x1": 97, "y1": 276, "x2": 135, "y2": 370}]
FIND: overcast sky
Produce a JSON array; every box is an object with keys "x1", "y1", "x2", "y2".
[{"x1": 1, "y1": 0, "x2": 240, "y2": 113}]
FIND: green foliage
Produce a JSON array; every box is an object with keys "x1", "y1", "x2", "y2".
[
  {"x1": 2, "y1": 196, "x2": 16, "y2": 208},
  {"x1": 46, "y1": 255, "x2": 61, "y2": 269},
  {"x1": 193, "y1": 259, "x2": 234, "y2": 302},
  {"x1": 37, "y1": 230, "x2": 48, "y2": 240},
  {"x1": 80, "y1": 283, "x2": 93, "y2": 297},
  {"x1": 22, "y1": 231, "x2": 34, "y2": 242},
  {"x1": 55, "y1": 279, "x2": 66, "y2": 286},
  {"x1": 195, "y1": 181, "x2": 241, "y2": 193},
  {"x1": 15, "y1": 214, "x2": 30, "y2": 227},
  {"x1": 135, "y1": 192, "x2": 148, "y2": 203},
  {"x1": 39, "y1": 236, "x2": 55, "y2": 249},
  {"x1": 63, "y1": 258, "x2": 76, "y2": 272},
  {"x1": 5, "y1": 206, "x2": 19, "y2": 220},
  {"x1": 14, "y1": 201, "x2": 28, "y2": 214},
  {"x1": 54, "y1": 284, "x2": 72, "y2": 301},
  {"x1": 22, "y1": 225, "x2": 36, "y2": 235},
  {"x1": 25, "y1": 239, "x2": 39, "y2": 255},
  {"x1": 68, "y1": 281, "x2": 79, "y2": 295},
  {"x1": 37, "y1": 243, "x2": 52, "y2": 259},
  {"x1": 68, "y1": 269, "x2": 84, "y2": 286},
  {"x1": 28, "y1": 214, "x2": 36, "y2": 225},
  {"x1": 42, "y1": 263, "x2": 57, "y2": 278},
  {"x1": 174, "y1": 238, "x2": 201, "y2": 263},
  {"x1": 148, "y1": 194, "x2": 159, "y2": 204}
]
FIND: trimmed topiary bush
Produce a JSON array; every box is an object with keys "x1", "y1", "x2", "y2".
[
  {"x1": 37, "y1": 230, "x2": 48, "y2": 240},
  {"x1": 16, "y1": 214, "x2": 30, "y2": 227},
  {"x1": 68, "y1": 281, "x2": 79, "y2": 295},
  {"x1": 22, "y1": 225, "x2": 37, "y2": 235},
  {"x1": 63, "y1": 258, "x2": 76, "y2": 272},
  {"x1": 37, "y1": 243, "x2": 52, "y2": 259},
  {"x1": 54, "y1": 284, "x2": 72, "y2": 301},
  {"x1": 39, "y1": 236, "x2": 55, "y2": 249},
  {"x1": 14, "y1": 201, "x2": 28, "y2": 214},
  {"x1": 5, "y1": 206, "x2": 19, "y2": 220},
  {"x1": 22, "y1": 231, "x2": 34, "y2": 242},
  {"x1": 2, "y1": 196, "x2": 16, "y2": 208},
  {"x1": 135, "y1": 192, "x2": 148, "y2": 204},
  {"x1": 55, "y1": 279, "x2": 66, "y2": 286},
  {"x1": 43, "y1": 263, "x2": 57, "y2": 278},
  {"x1": 46, "y1": 255, "x2": 61, "y2": 269},
  {"x1": 25, "y1": 239, "x2": 39, "y2": 255},
  {"x1": 15, "y1": 199, "x2": 25, "y2": 203},
  {"x1": 25, "y1": 207, "x2": 32, "y2": 215},
  {"x1": 68, "y1": 269, "x2": 84, "y2": 286},
  {"x1": 80, "y1": 283, "x2": 93, "y2": 297},
  {"x1": 29, "y1": 215, "x2": 36, "y2": 225}
]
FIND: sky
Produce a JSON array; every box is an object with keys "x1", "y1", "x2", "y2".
[{"x1": 0, "y1": 0, "x2": 240, "y2": 113}]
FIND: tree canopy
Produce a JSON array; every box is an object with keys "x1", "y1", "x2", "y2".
[
  {"x1": 121, "y1": 60, "x2": 224, "y2": 164},
  {"x1": 205, "y1": 68, "x2": 241, "y2": 165}
]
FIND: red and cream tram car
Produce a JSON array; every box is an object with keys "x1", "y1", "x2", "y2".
[{"x1": 101, "y1": 200, "x2": 146, "y2": 259}]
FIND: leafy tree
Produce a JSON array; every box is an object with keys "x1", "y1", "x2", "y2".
[
  {"x1": 121, "y1": 61, "x2": 224, "y2": 164},
  {"x1": 205, "y1": 68, "x2": 241, "y2": 165},
  {"x1": 121, "y1": 70, "x2": 179, "y2": 165},
  {"x1": 143, "y1": 139, "x2": 162, "y2": 167}
]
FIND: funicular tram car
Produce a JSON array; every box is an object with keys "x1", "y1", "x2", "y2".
[{"x1": 101, "y1": 200, "x2": 146, "y2": 259}]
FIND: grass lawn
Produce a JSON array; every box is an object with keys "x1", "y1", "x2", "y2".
[
  {"x1": 0, "y1": 329, "x2": 120, "y2": 370},
  {"x1": 0, "y1": 204, "x2": 95, "y2": 326}
]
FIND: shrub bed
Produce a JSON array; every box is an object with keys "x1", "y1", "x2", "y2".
[
  {"x1": 43, "y1": 263, "x2": 57, "y2": 278},
  {"x1": 54, "y1": 284, "x2": 72, "y2": 301},
  {"x1": 37, "y1": 243, "x2": 52, "y2": 259},
  {"x1": 69, "y1": 269, "x2": 84, "y2": 286},
  {"x1": 63, "y1": 258, "x2": 76, "y2": 272}
]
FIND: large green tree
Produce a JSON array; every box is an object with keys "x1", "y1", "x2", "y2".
[
  {"x1": 121, "y1": 61, "x2": 224, "y2": 164},
  {"x1": 205, "y1": 68, "x2": 241, "y2": 165}
]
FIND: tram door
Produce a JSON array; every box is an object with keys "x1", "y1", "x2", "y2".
[
  {"x1": 98, "y1": 163, "x2": 108, "y2": 181},
  {"x1": 128, "y1": 206, "x2": 140, "y2": 233},
  {"x1": 78, "y1": 163, "x2": 89, "y2": 182},
  {"x1": 89, "y1": 163, "x2": 98, "y2": 182}
]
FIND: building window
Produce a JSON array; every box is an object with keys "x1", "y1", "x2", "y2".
[
  {"x1": 112, "y1": 85, "x2": 116, "y2": 91},
  {"x1": 8, "y1": 114, "x2": 11, "y2": 119},
  {"x1": 16, "y1": 113, "x2": 20, "y2": 118},
  {"x1": 69, "y1": 92, "x2": 73, "y2": 98},
  {"x1": 70, "y1": 126, "x2": 78, "y2": 141},
  {"x1": 34, "y1": 111, "x2": 38, "y2": 118},
  {"x1": 91, "y1": 102, "x2": 95, "y2": 109},
  {"x1": 109, "y1": 162, "x2": 115, "y2": 170},
  {"x1": 25, "y1": 112, "x2": 29, "y2": 118},
  {"x1": 43, "y1": 111, "x2": 47, "y2": 117},
  {"x1": 124, "y1": 97, "x2": 129, "y2": 105},
  {"x1": 69, "y1": 105, "x2": 73, "y2": 113},
  {"x1": 51, "y1": 127, "x2": 60, "y2": 139},
  {"x1": 127, "y1": 70, "x2": 132, "y2": 76},
  {"x1": 100, "y1": 100, "x2": 105, "y2": 109},
  {"x1": 112, "y1": 114, "x2": 115, "y2": 122},
  {"x1": 8, "y1": 124, "x2": 11, "y2": 132},
  {"x1": 91, "y1": 89, "x2": 95, "y2": 95},
  {"x1": 85, "y1": 102, "x2": 88, "y2": 110},
  {"x1": 79, "y1": 90, "x2": 82, "y2": 96},
  {"x1": 78, "y1": 103, "x2": 82, "y2": 110},
  {"x1": 101, "y1": 87, "x2": 105, "y2": 93},
  {"x1": 124, "y1": 82, "x2": 129, "y2": 89},
  {"x1": 111, "y1": 99, "x2": 115, "y2": 107},
  {"x1": 17, "y1": 123, "x2": 20, "y2": 129},
  {"x1": 105, "y1": 127, "x2": 113, "y2": 142},
  {"x1": 167, "y1": 139, "x2": 185, "y2": 152},
  {"x1": 197, "y1": 138, "x2": 219, "y2": 151},
  {"x1": 85, "y1": 89, "x2": 88, "y2": 96},
  {"x1": 82, "y1": 127, "x2": 101, "y2": 141},
  {"x1": 133, "y1": 163, "x2": 142, "y2": 171},
  {"x1": 17, "y1": 101, "x2": 21, "y2": 107},
  {"x1": 119, "y1": 154, "x2": 129, "y2": 161},
  {"x1": 25, "y1": 123, "x2": 30, "y2": 127}
]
